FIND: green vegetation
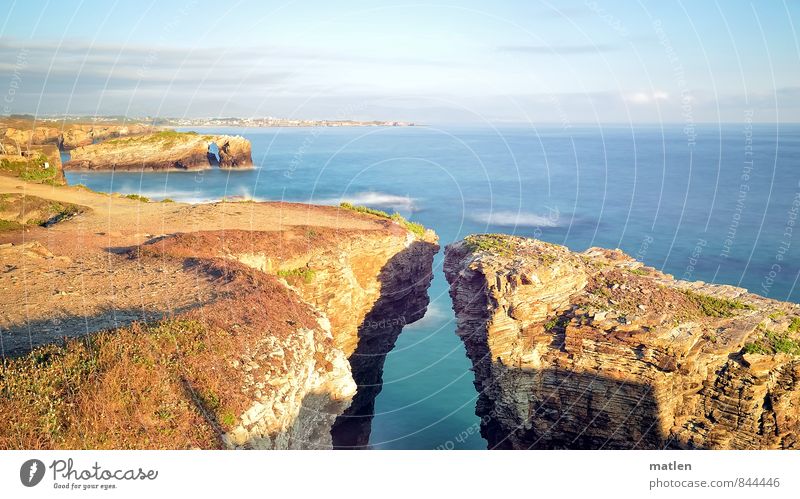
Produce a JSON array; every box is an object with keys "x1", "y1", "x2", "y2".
[
  {"x1": 105, "y1": 130, "x2": 199, "y2": 149},
  {"x1": 788, "y1": 317, "x2": 800, "y2": 333},
  {"x1": 277, "y1": 267, "x2": 317, "y2": 284},
  {"x1": 339, "y1": 202, "x2": 390, "y2": 218},
  {"x1": 463, "y1": 234, "x2": 517, "y2": 256},
  {"x1": 544, "y1": 315, "x2": 570, "y2": 331},
  {"x1": 0, "y1": 154, "x2": 59, "y2": 184},
  {"x1": 0, "y1": 196, "x2": 82, "y2": 229},
  {"x1": 42, "y1": 201, "x2": 81, "y2": 226},
  {"x1": 124, "y1": 193, "x2": 150, "y2": 203},
  {"x1": 628, "y1": 267, "x2": 649, "y2": 276},
  {"x1": 73, "y1": 184, "x2": 105, "y2": 195},
  {"x1": 744, "y1": 328, "x2": 800, "y2": 356},
  {"x1": 0, "y1": 219, "x2": 23, "y2": 232},
  {"x1": 338, "y1": 202, "x2": 426, "y2": 237},
  {"x1": 160, "y1": 198, "x2": 175, "y2": 203},
  {"x1": 768, "y1": 311, "x2": 785, "y2": 320},
  {"x1": 682, "y1": 289, "x2": 755, "y2": 317},
  {"x1": 0, "y1": 319, "x2": 241, "y2": 448}
]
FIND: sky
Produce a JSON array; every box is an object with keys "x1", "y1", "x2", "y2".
[{"x1": 1, "y1": 0, "x2": 798, "y2": 123}]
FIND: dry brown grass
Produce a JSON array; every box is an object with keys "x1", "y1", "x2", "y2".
[
  {"x1": 136, "y1": 225, "x2": 401, "y2": 264},
  {"x1": 0, "y1": 258, "x2": 322, "y2": 449}
]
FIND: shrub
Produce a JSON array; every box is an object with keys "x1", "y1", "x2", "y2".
[
  {"x1": 463, "y1": 234, "x2": 516, "y2": 256},
  {"x1": 124, "y1": 193, "x2": 150, "y2": 203},
  {"x1": 544, "y1": 316, "x2": 569, "y2": 331},
  {"x1": 0, "y1": 153, "x2": 58, "y2": 183},
  {"x1": 682, "y1": 290, "x2": 755, "y2": 317},
  {"x1": 743, "y1": 328, "x2": 800, "y2": 356},
  {"x1": 277, "y1": 267, "x2": 316, "y2": 284},
  {"x1": 0, "y1": 219, "x2": 23, "y2": 232},
  {"x1": 338, "y1": 202, "x2": 426, "y2": 237}
]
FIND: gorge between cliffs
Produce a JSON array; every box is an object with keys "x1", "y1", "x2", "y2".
[
  {"x1": 2, "y1": 125, "x2": 799, "y2": 451},
  {"x1": 0, "y1": 174, "x2": 439, "y2": 449}
]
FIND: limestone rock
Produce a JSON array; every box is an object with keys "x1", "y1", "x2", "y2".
[
  {"x1": 444, "y1": 234, "x2": 800, "y2": 449},
  {"x1": 67, "y1": 132, "x2": 253, "y2": 171}
]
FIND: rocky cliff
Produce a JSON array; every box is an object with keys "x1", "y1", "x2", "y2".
[
  {"x1": 1, "y1": 119, "x2": 155, "y2": 150},
  {"x1": 444, "y1": 234, "x2": 800, "y2": 449},
  {"x1": 0, "y1": 177, "x2": 434, "y2": 449},
  {"x1": 0, "y1": 143, "x2": 65, "y2": 185},
  {"x1": 66, "y1": 131, "x2": 253, "y2": 171},
  {"x1": 141, "y1": 223, "x2": 439, "y2": 447}
]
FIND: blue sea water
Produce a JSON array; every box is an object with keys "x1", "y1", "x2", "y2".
[{"x1": 66, "y1": 124, "x2": 800, "y2": 449}]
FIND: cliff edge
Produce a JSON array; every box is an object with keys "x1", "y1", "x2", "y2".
[
  {"x1": 67, "y1": 131, "x2": 253, "y2": 171},
  {"x1": 0, "y1": 176, "x2": 435, "y2": 449},
  {"x1": 444, "y1": 234, "x2": 800, "y2": 449}
]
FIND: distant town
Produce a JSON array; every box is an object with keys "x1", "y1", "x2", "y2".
[{"x1": 23, "y1": 114, "x2": 417, "y2": 128}]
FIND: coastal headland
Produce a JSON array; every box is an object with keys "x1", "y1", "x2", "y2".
[
  {"x1": 445, "y1": 235, "x2": 800, "y2": 449},
  {"x1": 0, "y1": 171, "x2": 437, "y2": 449}
]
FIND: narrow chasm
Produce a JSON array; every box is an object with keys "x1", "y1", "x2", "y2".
[{"x1": 330, "y1": 239, "x2": 438, "y2": 448}]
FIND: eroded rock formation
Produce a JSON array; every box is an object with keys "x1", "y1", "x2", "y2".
[
  {"x1": 143, "y1": 225, "x2": 439, "y2": 447},
  {"x1": 1, "y1": 120, "x2": 155, "y2": 150},
  {"x1": 66, "y1": 132, "x2": 253, "y2": 171},
  {"x1": 0, "y1": 176, "x2": 434, "y2": 450},
  {"x1": 444, "y1": 234, "x2": 800, "y2": 449}
]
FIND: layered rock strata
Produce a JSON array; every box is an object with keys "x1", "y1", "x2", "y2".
[
  {"x1": 67, "y1": 132, "x2": 253, "y2": 171},
  {"x1": 444, "y1": 234, "x2": 800, "y2": 449},
  {"x1": 0, "y1": 176, "x2": 434, "y2": 449},
  {"x1": 1, "y1": 120, "x2": 155, "y2": 150}
]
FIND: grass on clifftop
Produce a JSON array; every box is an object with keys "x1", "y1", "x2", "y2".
[
  {"x1": 0, "y1": 154, "x2": 59, "y2": 184},
  {"x1": 463, "y1": 234, "x2": 517, "y2": 256},
  {"x1": 123, "y1": 193, "x2": 150, "y2": 203},
  {"x1": 0, "y1": 194, "x2": 83, "y2": 228},
  {"x1": 338, "y1": 202, "x2": 425, "y2": 237},
  {"x1": 744, "y1": 327, "x2": 800, "y2": 356},
  {"x1": 0, "y1": 318, "x2": 243, "y2": 449},
  {"x1": 276, "y1": 267, "x2": 317, "y2": 284},
  {"x1": 105, "y1": 130, "x2": 202, "y2": 149},
  {"x1": 681, "y1": 289, "x2": 755, "y2": 317}
]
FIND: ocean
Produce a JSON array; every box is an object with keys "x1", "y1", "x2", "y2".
[{"x1": 65, "y1": 124, "x2": 800, "y2": 449}]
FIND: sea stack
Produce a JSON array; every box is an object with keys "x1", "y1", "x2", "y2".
[
  {"x1": 444, "y1": 234, "x2": 800, "y2": 449},
  {"x1": 67, "y1": 131, "x2": 254, "y2": 171}
]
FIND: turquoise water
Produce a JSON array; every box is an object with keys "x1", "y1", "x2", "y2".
[{"x1": 66, "y1": 124, "x2": 800, "y2": 449}]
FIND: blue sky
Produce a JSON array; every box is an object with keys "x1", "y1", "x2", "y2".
[{"x1": 1, "y1": 0, "x2": 798, "y2": 123}]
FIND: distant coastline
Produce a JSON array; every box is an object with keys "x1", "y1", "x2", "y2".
[{"x1": 13, "y1": 114, "x2": 419, "y2": 128}]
